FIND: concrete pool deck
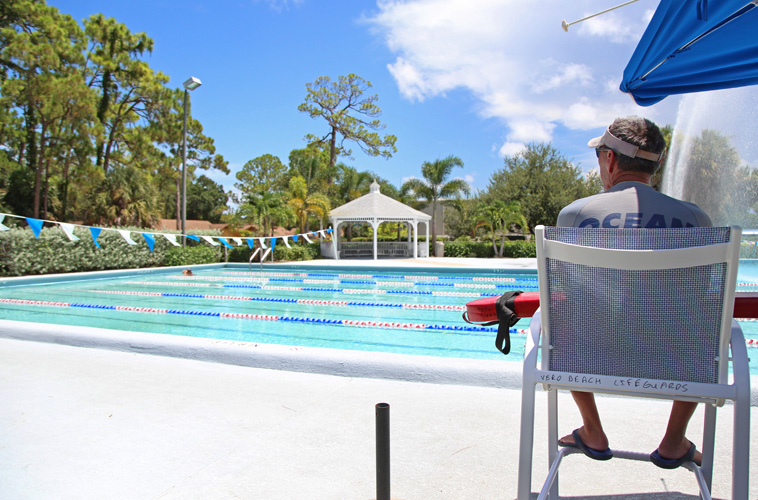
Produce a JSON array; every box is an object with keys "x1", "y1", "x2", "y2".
[{"x1": 1, "y1": 257, "x2": 756, "y2": 499}]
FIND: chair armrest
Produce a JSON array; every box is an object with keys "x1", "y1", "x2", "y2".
[
  {"x1": 730, "y1": 320, "x2": 751, "y2": 402},
  {"x1": 525, "y1": 309, "x2": 541, "y2": 366}
]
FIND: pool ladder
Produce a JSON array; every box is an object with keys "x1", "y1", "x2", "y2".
[{"x1": 248, "y1": 247, "x2": 272, "y2": 271}]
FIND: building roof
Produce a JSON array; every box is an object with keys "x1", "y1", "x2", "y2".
[{"x1": 329, "y1": 181, "x2": 431, "y2": 222}]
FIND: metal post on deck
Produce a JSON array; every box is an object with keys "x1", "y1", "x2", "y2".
[{"x1": 376, "y1": 402, "x2": 390, "y2": 500}]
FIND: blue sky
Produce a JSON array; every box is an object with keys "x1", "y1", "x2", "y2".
[{"x1": 49, "y1": 0, "x2": 684, "y2": 195}]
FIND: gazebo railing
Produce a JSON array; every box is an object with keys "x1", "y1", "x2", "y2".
[{"x1": 339, "y1": 242, "x2": 411, "y2": 258}]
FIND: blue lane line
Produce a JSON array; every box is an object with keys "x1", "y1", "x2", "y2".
[{"x1": 264, "y1": 277, "x2": 537, "y2": 288}]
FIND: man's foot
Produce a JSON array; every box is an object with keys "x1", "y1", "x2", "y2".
[
  {"x1": 559, "y1": 426, "x2": 608, "y2": 451},
  {"x1": 652, "y1": 439, "x2": 702, "y2": 468},
  {"x1": 559, "y1": 428, "x2": 613, "y2": 461}
]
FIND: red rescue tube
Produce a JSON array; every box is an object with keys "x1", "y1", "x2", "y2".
[{"x1": 466, "y1": 291, "x2": 758, "y2": 321}]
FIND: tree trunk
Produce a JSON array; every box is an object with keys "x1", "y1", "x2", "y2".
[
  {"x1": 431, "y1": 200, "x2": 438, "y2": 255},
  {"x1": 175, "y1": 176, "x2": 181, "y2": 230},
  {"x1": 61, "y1": 150, "x2": 71, "y2": 219},
  {"x1": 96, "y1": 70, "x2": 112, "y2": 169},
  {"x1": 33, "y1": 125, "x2": 47, "y2": 219},
  {"x1": 329, "y1": 127, "x2": 337, "y2": 168},
  {"x1": 102, "y1": 122, "x2": 117, "y2": 173},
  {"x1": 25, "y1": 100, "x2": 38, "y2": 173},
  {"x1": 43, "y1": 156, "x2": 50, "y2": 219}
]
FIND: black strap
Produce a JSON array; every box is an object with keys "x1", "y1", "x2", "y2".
[
  {"x1": 461, "y1": 290, "x2": 523, "y2": 355},
  {"x1": 493, "y1": 291, "x2": 522, "y2": 355}
]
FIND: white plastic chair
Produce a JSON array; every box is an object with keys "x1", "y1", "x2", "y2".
[{"x1": 517, "y1": 226, "x2": 750, "y2": 500}]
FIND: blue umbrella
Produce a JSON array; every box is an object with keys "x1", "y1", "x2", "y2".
[{"x1": 621, "y1": 0, "x2": 758, "y2": 106}]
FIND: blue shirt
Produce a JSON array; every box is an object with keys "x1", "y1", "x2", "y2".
[{"x1": 557, "y1": 181, "x2": 712, "y2": 229}]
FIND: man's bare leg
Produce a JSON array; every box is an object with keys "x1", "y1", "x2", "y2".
[
  {"x1": 559, "y1": 391, "x2": 609, "y2": 451},
  {"x1": 655, "y1": 401, "x2": 702, "y2": 463}
]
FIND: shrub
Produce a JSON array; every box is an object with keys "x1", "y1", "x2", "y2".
[
  {"x1": 164, "y1": 245, "x2": 223, "y2": 266},
  {"x1": 0, "y1": 225, "x2": 223, "y2": 276},
  {"x1": 500, "y1": 240, "x2": 536, "y2": 258},
  {"x1": 274, "y1": 243, "x2": 320, "y2": 261},
  {"x1": 227, "y1": 242, "x2": 321, "y2": 263}
]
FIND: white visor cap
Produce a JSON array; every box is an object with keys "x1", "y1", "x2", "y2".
[{"x1": 588, "y1": 128, "x2": 662, "y2": 163}]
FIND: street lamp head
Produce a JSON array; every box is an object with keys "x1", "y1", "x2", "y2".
[{"x1": 183, "y1": 76, "x2": 202, "y2": 91}]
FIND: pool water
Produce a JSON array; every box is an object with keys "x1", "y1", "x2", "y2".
[
  {"x1": 1, "y1": 264, "x2": 756, "y2": 374},
  {"x1": 0, "y1": 266, "x2": 537, "y2": 362}
]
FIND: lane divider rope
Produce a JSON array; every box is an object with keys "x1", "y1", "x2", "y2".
[
  {"x1": 175, "y1": 275, "x2": 538, "y2": 289},
  {"x1": 0, "y1": 297, "x2": 523, "y2": 335},
  {"x1": 126, "y1": 281, "x2": 506, "y2": 297},
  {"x1": 82, "y1": 289, "x2": 467, "y2": 311},
  {"x1": 219, "y1": 271, "x2": 534, "y2": 282}
]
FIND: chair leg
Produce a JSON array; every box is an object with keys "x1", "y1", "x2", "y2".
[
  {"x1": 547, "y1": 389, "x2": 559, "y2": 500},
  {"x1": 701, "y1": 403, "x2": 716, "y2": 493},
  {"x1": 732, "y1": 395, "x2": 750, "y2": 500},
  {"x1": 518, "y1": 379, "x2": 538, "y2": 500}
]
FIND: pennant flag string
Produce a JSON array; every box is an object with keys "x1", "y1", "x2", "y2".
[
  {"x1": 25, "y1": 217, "x2": 44, "y2": 239},
  {"x1": 162, "y1": 234, "x2": 180, "y2": 247},
  {"x1": 59, "y1": 223, "x2": 80, "y2": 242},
  {"x1": 118, "y1": 229, "x2": 137, "y2": 245},
  {"x1": 201, "y1": 235, "x2": 219, "y2": 246},
  {"x1": 89, "y1": 227, "x2": 103, "y2": 249},
  {"x1": 217, "y1": 237, "x2": 234, "y2": 249},
  {"x1": 142, "y1": 233, "x2": 155, "y2": 252},
  {"x1": 0, "y1": 212, "x2": 331, "y2": 251}
]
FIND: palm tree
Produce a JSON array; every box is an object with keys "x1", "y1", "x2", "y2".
[
  {"x1": 243, "y1": 190, "x2": 293, "y2": 237},
  {"x1": 401, "y1": 155, "x2": 470, "y2": 254},
  {"x1": 287, "y1": 176, "x2": 331, "y2": 234},
  {"x1": 86, "y1": 165, "x2": 161, "y2": 227},
  {"x1": 473, "y1": 200, "x2": 529, "y2": 257}
]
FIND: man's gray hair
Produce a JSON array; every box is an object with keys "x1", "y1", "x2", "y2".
[{"x1": 609, "y1": 116, "x2": 666, "y2": 175}]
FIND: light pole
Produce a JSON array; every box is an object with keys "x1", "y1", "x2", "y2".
[{"x1": 181, "y1": 76, "x2": 202, "y2": 246}]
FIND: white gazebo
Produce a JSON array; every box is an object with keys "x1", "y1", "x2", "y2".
[{"x1": 324, "y1": 181, "x2": 431, "y2": 260}]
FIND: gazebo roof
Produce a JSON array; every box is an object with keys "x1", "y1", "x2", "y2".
[{"x1": 329, "y1": 181, "x2": 431, "y2": 221}]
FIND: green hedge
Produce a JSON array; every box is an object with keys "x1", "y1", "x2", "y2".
[
  {"x1": 0, "y1": 226, "x2": 223, "y2": 276},
  {"x1": 164, "y1": 246, "x2": 224, "y2": 267},
  {"x1": 227, "y1": 242, "x2": 321, "y2": 263},
  {"x1": 443, "y1": 240, "x2": 535, "y2": 258}
]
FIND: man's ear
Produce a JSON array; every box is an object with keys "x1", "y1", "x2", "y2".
[{"x1": 606, "y1": 150, "x2": 618, "y2": 175}]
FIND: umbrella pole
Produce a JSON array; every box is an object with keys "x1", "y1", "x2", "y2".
[{"x1": 562, "y1": 0, "x2": 640, "y2": 32}]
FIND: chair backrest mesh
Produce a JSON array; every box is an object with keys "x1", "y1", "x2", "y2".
[{"x1": 543, "y1": 227, "x2": 732, "y2": 384}]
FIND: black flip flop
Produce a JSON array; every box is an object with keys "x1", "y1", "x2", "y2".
[
  {"x1": 650, "y1": 441, "x2": 700, "y2": 469},
  {"x1": 559, "y1": 429, "x2": 613, "y2": 461}
]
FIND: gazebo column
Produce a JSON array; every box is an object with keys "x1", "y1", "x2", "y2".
[
  {"x1": 406, "y1": 221, "x2": 411, "y2": 257},
  {"x1": 333, "y1": 220, "x2": 341, "y2": 260},
  {"x1": 413, "y1": 219, "x2": 418, "y2": 259},
  {"x1": 425, "y1": 221, "x2": 430, "y2": 258},
  {"x1": 372, "y1": 219, "x2": 379, "y2": 260}
]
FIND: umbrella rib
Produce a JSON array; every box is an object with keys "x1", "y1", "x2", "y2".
[{"x1": 640, "y1": 1, "x2": 758, "y2": 81}]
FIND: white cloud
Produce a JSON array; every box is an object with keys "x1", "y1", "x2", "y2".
[
  {"x1": 255, "y1": 0, "x2": 304, "y2": 11},
  {"x1": 499, "y1": 141, "x2": 525, "y2": 158},
  {"x1": 368, "y1": 0, "x2": 660, "y2": 144},
  {"x1": 575, "y1": 12, "x2": 638, "y2": 44},
  {"x1": 532, "y1": 63, "x2": 594, "y2": 94}
]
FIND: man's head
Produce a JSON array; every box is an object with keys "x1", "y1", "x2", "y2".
[{"x1": 588, "y1": 116, "x2": 666, "y2": 189}]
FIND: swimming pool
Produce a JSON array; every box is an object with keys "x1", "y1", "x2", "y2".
[
  {"x1": 1, "y1": 262, "x2": 757, "y2": 374},
  {"x1": 0, "y1": 264, "x2": 538, "y2": 362}
]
